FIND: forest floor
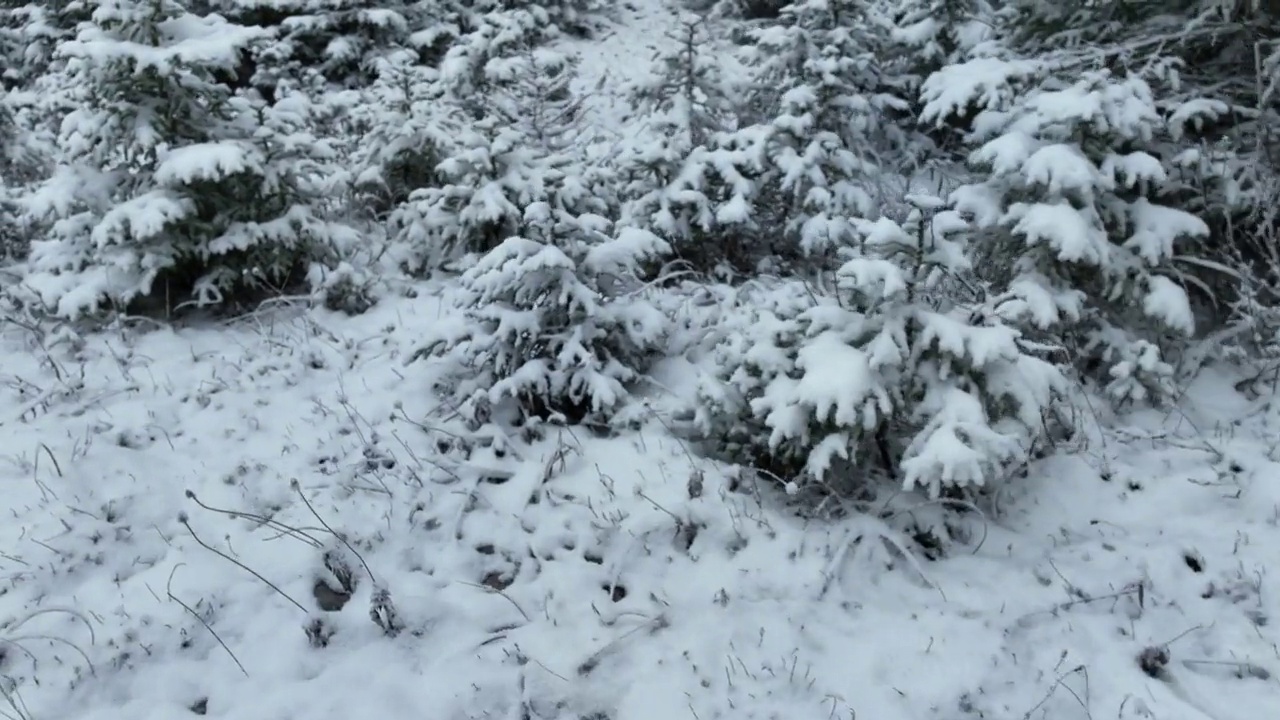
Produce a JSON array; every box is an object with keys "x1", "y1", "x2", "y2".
[
  {"x1": 3, "y1": 1, "x2": 1280, "y2": 718},
  {"x1": 1, "y1": 278, "x2": 1279, "y2": 720}
]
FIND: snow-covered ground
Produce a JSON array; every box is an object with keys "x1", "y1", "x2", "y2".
[
  {"x1": 566, "y1": 0, "x2": 748, "y2": 149},
  {"x1": 1, "y1": 281, "x2": 1278, "y2": 720},
  {"x1": 568, "y1": 0, "x2": 686, "y2": 142},
  {"x1": 2, "y1": 1, "x2": 1279, "y2": 718}
]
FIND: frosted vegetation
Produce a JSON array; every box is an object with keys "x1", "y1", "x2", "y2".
[{"x1": 1, "y1": 0, "x2": 1280, "y2": 718}]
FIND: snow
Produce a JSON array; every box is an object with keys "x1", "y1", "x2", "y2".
[
  {"x1": 1104, "y1": 151, "x2": 1167, "y2": 187},
  {"x1": 0, "y1": 296, "x2": 1266, "y2": 714},
  {"x1": 559, "y1": 1, "x2": 684, "y2": 144},
  {"x1": 4, "y1": 0, "x2": 1280, "y2": 719},
  {"x1": 582, "y1": 226, "x2": 670, "y2": 278},
  {"x1": 1167, "y1": 98, "x2": 1231, "y2": 138},
  {"x1": 901, "y1": 385, "x2": 1017, "y2": 492},
  {"x1": 919, "y1": 57, "x2": 1041, "y2": 127},
  {"x1": 62, "y1": 12, "x2": 261, "y2": 72},
  {"x1": 561, "y1": 1, "x2": 747, "y2": 153},
  {"x1": 972, "y1": 131, "x2": 1039, "y2": 175},
  {"x1": 1142, "y1": 274, "x2": 1196, "y2": 335},
  {"x1": 154, "y1": 142, "x2": 264, "y2": 186},
  {"x1": 837, "y1": 256, "x2": 908, "y2": 299},
  {"x1": 1021, "y1": 144, "x2": 1105, "y2": 196},
  {"x1": 1125, "y1": 199, "x2": 1210, "y2": 267},
  {"x1": 1005, "y1": 201, "x2": 1110, "y2": 265},
  {"x1": 3, "y1": 290, "x2": 1279, "y2": 720},
  {"x1": 92, "y1": 190, "x2": 192, "y2": 245}
]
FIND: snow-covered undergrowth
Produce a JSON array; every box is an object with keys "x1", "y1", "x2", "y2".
[{"x1": 1, "y1": 285, "x2": 1278, "y2": 720}]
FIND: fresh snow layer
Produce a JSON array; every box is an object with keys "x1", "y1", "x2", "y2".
[
  {"x1": 566, "y1": 0, "x2": 747, "y2": 150},
  {"x1": 3, "y1": 0, "x2": 1279, "y2": 717},
  {"x1": 1, "y1": 284, "x2": 1279, "y2": 720}
]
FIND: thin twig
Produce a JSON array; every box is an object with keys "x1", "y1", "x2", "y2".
[
  {"x1": 1021, "y1": 585, "x2": 1144, "y2": 621},
  {"x1": 185, "y1": 491, "x2": 324, "y2": 548},
  {"x1": 1022, "y1": 664, "x2": 1092, "y2": 720},
  {"x1": 3, "y1": 634, "x2": 95, "y2": 675},
  {"x1": 180, "y1": 514, "x2": 307, "y2": 613},
  {"x1": 2, "y1": 607, "x2": 96, "y2": 645},
  {"x1": 882, "y1": 497, "x2": 991, "y2": 555},
  {"x1": 291, "y1": 479, "x2": 377, "y2": 585},
  {"x1": 163, "y1": 565, "x2": 248, "y2": 677},
  {"x1": 457, "y1": 581, "x2": 531, "y2": 622}
]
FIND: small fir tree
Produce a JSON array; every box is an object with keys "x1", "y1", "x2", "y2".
[
  {"x1": 23, "y1": 0, "x2": 355, "y2": 316},
  {"x1": 921, "y1": 61, "x2": 1212, "y2": 404},
  {"x1": 693, "y1": 195, "x2": 1065, "y2": 498},
  {"x1": 413, "y1": 211, "x2": 671, "y2": 433},
  {"x1": 390, "y1": 45, "x2": 588, "y2": 271},
  {"x1": 615, "y1": 13, "x2": 748, "y2": 272}
]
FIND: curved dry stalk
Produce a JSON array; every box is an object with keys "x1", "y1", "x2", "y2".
[{"x1": 3, "y1": 607, "x2": 96, "y2": 646}]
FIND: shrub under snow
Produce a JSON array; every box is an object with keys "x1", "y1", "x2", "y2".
[
  {"x1": 20, "y1": 0, "x2": 357, "y2": 318},
  {"x1": 922, "y1": 64, "x2": 1212, "y2": 405},
  {"x1": 390, "y1": 43, "x2": 591, "y2": 272},
  {"x1": 412, "y1": 210, "x2": 671, "y2": 436},
  {"x1": 691, "y1": 196, "x2": 1067, "y2": 499}
]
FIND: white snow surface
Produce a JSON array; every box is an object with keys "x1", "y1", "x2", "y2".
[
  {"x1": 564, "y1": 0, "x2": 746, "y2": 150},
  {"x1": 4, "y1": 2, "x2": 1280, "y2": 718},
  {"x1": 2, "y1": 284, "x2": 1279, "y2": 720}
]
